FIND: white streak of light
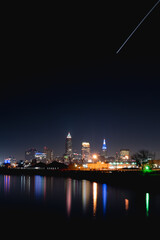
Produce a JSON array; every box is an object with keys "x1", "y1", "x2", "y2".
[{"x1": 116, "y1": 0, "x2": 160, "y2": 54}]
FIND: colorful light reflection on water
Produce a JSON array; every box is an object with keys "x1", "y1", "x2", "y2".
[{"x1": 0, "y1": 175, "x2": 160, "y2": 221}]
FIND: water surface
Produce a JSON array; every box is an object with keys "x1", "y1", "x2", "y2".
[{"x1": 0, "y1": 174, "x2": 160, "y2": 231}]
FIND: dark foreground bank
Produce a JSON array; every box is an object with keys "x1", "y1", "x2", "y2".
[{"x1": 0, "y1": 167, "x2": 160, "y2": 191}]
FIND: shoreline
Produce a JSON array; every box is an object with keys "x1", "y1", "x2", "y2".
[{"x1": 0, "y1": 167, "x2": 160, "y2": 191}]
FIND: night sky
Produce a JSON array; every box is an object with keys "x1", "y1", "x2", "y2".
[{"x1": 2, "y1": 0, "x2": 160, "y2": 160}]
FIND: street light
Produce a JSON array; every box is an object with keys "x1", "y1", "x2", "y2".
[
  {"x1": 92, "y1": 154, "x2": 98, "y2": 163},
  {"x1": 92, "y1": 154, "x2": 97, "y2": 159}
]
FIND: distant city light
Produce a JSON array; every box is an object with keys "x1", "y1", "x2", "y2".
[{"x1": 4, "y1": 159, "x2": 11, "y2": 164}]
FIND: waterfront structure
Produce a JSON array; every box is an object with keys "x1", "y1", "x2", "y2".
[
  {"x1": 81, "y1": 142, "x2": 91, "y2": 163},
  {"x1": 149, "y1": 159, "x2": 160, "y2": 169},
  {"x1": 25, "y1": 148, "x2": 37, "y2": 162},
  {"x1": 74, "y1": 159, "x2": 137, "y2": 170},
  {"x1": 101, "y1": 139, "x2": 107, "y2": 159},
  {"x1": 87, "y1": 161, "x2": 109, "y2": 170},
  {"x1": 78, "y1": 161, "x2": 137, "y2": 170},
  {"x1": 120, "y1": 149, "x2": 130, "y2": 160},
  {"x1": 108, "y1": 161, "x2": 137, "y2": 169}
]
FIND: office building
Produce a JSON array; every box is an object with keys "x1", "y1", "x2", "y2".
[
  {"x1": 120, "y1": 149, "x2": 130, "y2": 160},
  {"x1": 64, "y1": 132, "x2": 72, "y2": 164},
  {"x1": 101, "y1": 138, "x2": 107, "y2": 158},
  {"x1": 65, "y1": 132, "x2": 72, "y2": 156},
  {"x1": 25, "y1": 148, "x2": 37, "y2": 162},
  {"x1": 35, "y1": 152, "x2": 47, "y2": 163},
  {"x1": 81, "y1": 142, "x2": 91, "y2": 163},
  {"x1": 44, "y1": 146, "x2": 54, "y2": 164}
]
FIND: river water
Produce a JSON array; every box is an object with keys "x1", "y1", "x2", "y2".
[{"x1": 0, "y1": 174, "x2": 160, "y2": 234}]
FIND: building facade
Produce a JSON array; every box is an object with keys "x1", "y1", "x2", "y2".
[
  {"x1": 44, "y1": 146, "x2": 54, "y2": 164},
  {"x1": 81, "y1": 142, "x2": 91, "y2": 163},
  {"x1": 25, "y1": 148, "x2": 37, "y2": 162},
  {"x1": 119, "y1": 149, "x2": 130, "y2": 160}
]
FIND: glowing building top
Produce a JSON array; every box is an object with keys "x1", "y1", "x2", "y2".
[
  {"x1": 102, "y1": 139, "x2": 107, "y2": 150},
  {"x1": 67, "y1": 132, "x2": 72, "y2": 139},
  {"x1": 102, "y1": 138, "x2": 107, "y2": 158}
]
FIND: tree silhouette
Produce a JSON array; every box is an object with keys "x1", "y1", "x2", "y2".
[{"x1": 132, "y1": 150, "x2": 153, "y2": 167}]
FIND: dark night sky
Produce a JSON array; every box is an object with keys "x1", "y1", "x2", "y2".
[{"x1": 1, "y1": 0, "x2": 160, "y2": 160}]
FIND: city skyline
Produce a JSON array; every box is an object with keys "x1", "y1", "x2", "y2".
[{"x1": 0, "y1": 131, "x2": 159, "y2": 162}]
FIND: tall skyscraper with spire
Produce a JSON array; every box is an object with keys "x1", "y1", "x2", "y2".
[
  {"x1": 65, "y1": 132, "x2": 72, "y2": 157},
  {"x1": 102, "y1": 138, "x2": 107, "y2": 159}
]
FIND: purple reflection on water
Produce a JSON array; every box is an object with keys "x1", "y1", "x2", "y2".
[
  {"x1": 34, "y1": 175, "x2": 46, "y2": 200},
  {"x1": 4, "y1": 175, "x2": 10, "y2": 193}
]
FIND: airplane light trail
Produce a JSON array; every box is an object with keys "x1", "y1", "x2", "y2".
[{"x1": 116, "y1": 0, "x2": 160, "y2": 54}]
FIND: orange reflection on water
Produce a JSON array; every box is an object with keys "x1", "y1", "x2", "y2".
[
  {"x1": 125, "y1": 198, "x2": 129, "y2": 211},
  {"x1": 82, "y1": 180, "x2": 90, "y2": 213},
  {"x1": 93, "y1": 182, "x2": 97, "y2": 216}
]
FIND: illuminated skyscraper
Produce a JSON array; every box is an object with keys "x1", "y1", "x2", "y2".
[
  {"x1": 81, "y1": 142, "x2": 90, "y2": 163},
  {"x1": 65, "y1": 132, "x2": 72, "y2": 157},
  {"x1": 102, "y1": 139, "x2": 107, "y2": 159},
  {"x1": 44, "y1": 146, "x2": 54, "y2": 164},
  {"x1": 120, "y1": 149, "x2": 130, "y2": 160}
]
